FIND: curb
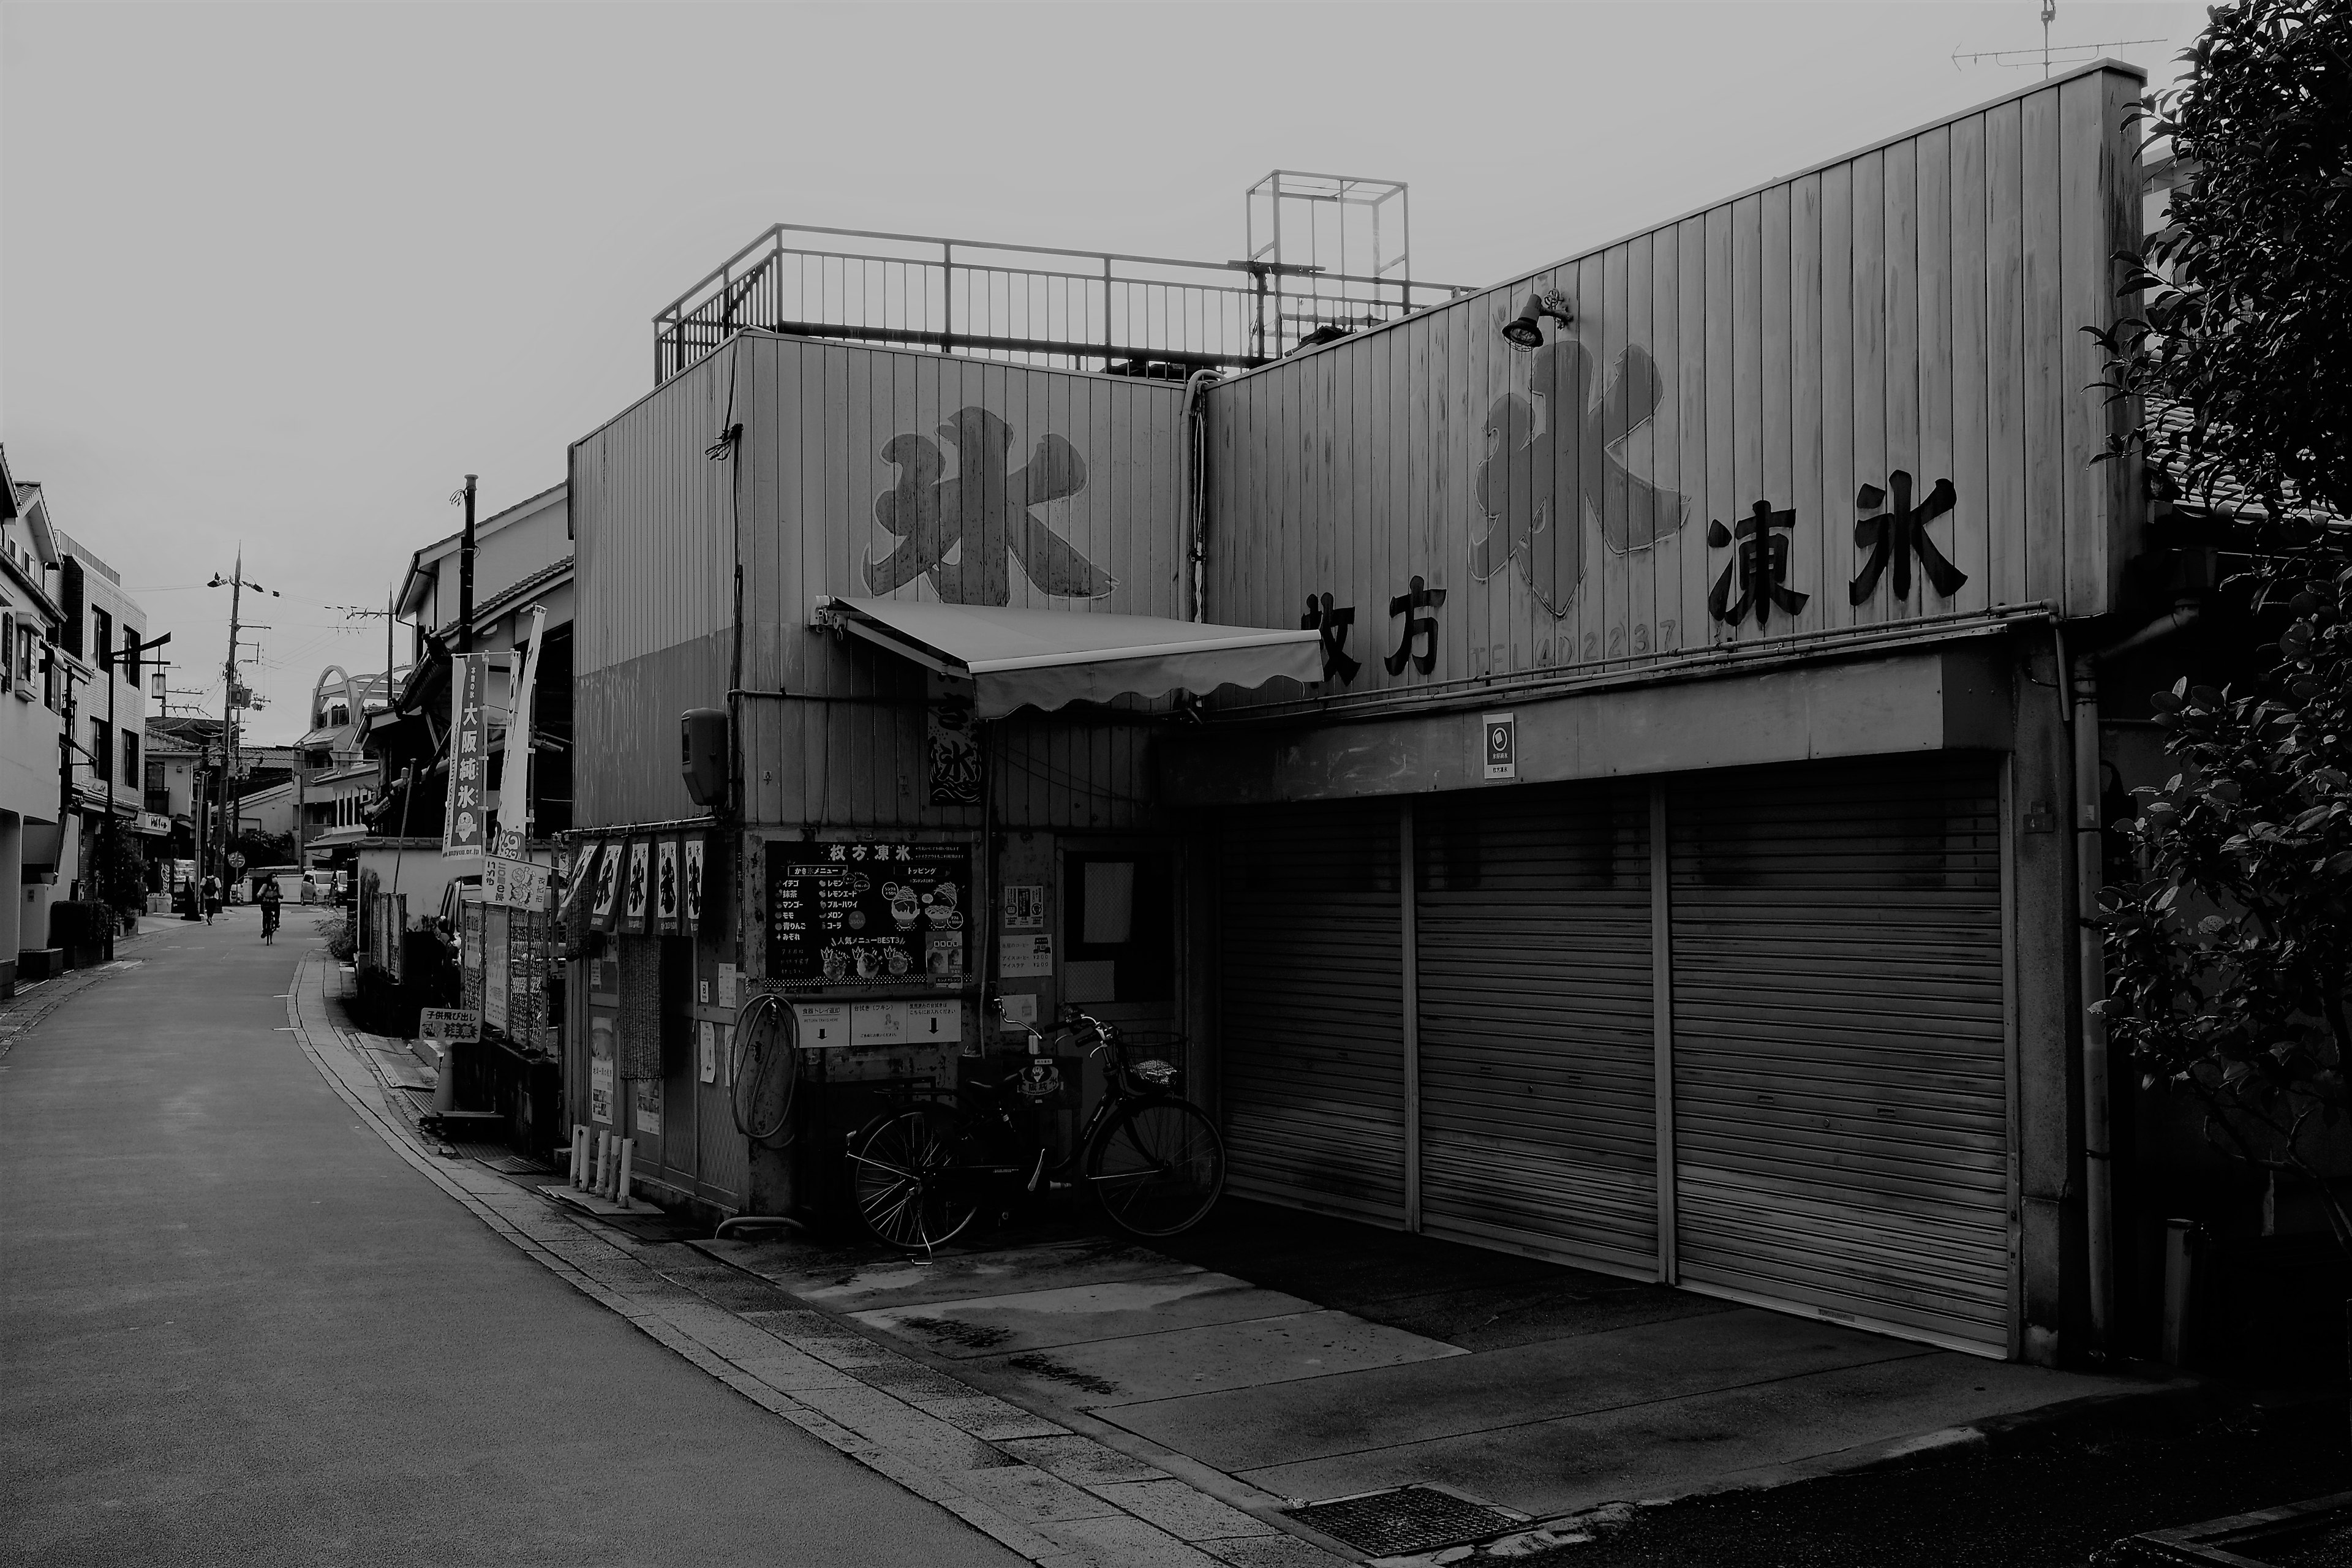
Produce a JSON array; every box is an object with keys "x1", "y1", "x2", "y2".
[{"x1": 282, "y1": 951, "x2": 1351, "y2": 1568}]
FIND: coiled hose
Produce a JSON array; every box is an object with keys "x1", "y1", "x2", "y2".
[{"x1": 729, "y1": 990, "x2": 797, "y2": 1147}]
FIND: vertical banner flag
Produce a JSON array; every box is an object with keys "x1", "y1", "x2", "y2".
[
  {"x1": 496, "y1": 607, "x2": 546, "y2": 859},
  {"x1": 655, "y1": 837, "x2": 681, "y2": 935},
  {"x1": 442, "y1": 654, "x2": 491, "y2": 859},
  {"x1": 680, "y1": 834, "x2": 706, "y2": 935},
  {"x1": 624, "y1": 839, "x2": 652, "y2": 933}
]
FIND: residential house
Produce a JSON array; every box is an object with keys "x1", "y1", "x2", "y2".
[
  {"x1": 52, "y1": 530, "x2": 163, "y2": 899},
  {"x1": 0, "y1": 447, "x2": 67, "y2": 991}
]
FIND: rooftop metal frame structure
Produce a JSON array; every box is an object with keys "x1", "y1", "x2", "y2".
[{"x1": 653, "y1": 211, "x2": 1471, "y2": 386}]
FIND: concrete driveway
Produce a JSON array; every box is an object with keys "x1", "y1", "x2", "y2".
[{"x1": 701, "y1": 1199, "x2": 2178, "y2": 1537}]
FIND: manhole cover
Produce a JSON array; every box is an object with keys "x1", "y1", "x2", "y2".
[{"x1": 1283, "y1": 1485, "x2": 1521, "y2": 1556}]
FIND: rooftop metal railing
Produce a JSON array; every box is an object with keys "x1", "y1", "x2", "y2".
[{"x1": 652, "y1": 223, "x2": 1475, "y2": 385}]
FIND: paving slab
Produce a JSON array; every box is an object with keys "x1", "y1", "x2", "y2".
[
  {"x1": 701, "y1": 1232, "x2": 1202, "y2": 1313},
  {"x1": 1097, "y1": 1308, "x2": 1929, "y2": 1471},
  {"x1": 1227, "y1": 1350, "x2": 2143, "y2": 1519},
  {"x1": 967, "y1": 1308, "x2": 1466, "y2": 1408},
  {"x1": 856, "y1": 1275, "x2": 1319, "y2": 1359}
]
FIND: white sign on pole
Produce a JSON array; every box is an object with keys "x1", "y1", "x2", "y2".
[{"x1": 418, "y1": 1007, "x2": 481, "y2": 1045}]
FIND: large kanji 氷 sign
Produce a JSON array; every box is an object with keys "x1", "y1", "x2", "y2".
[{"x1": 870, "y1": 407, "x2": 1113, "y2": 605}]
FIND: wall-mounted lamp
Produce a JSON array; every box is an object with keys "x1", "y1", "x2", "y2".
[{"x1": 1501, "y1": 290, "x2": 1574, "y2": 349}]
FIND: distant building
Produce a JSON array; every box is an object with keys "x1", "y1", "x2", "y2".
[
  {"x1": 51, "y1": 529, "x2": 161, "y2": 895},
  {"x1": 0, "y1": 447, "x2": 67, "y2": 992}
]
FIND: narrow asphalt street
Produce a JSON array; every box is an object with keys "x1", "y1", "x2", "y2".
[{"x1": 0, "y1": 910, "x2": 1020, "y2": 1567}]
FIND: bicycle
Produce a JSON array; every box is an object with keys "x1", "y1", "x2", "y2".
[
  {"x1": 260, "y1": 903, "x2": 281, "y2": 944},
  {"x1": 845, "y1": 1005, "x2": 1227, "y2": 1253}
]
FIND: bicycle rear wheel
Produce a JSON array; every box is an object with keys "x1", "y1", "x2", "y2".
[
  {"x1": 845, "y1": 1104, "x2": 981, "y2": 1251},
  {"x1": 1084, "y1": 1099, "x2": 1226, "y2": 1238}
]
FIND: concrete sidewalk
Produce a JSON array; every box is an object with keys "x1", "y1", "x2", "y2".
[
  {"x1": 698, "y1": 1197, "x2": 2202, "y2": 1562},
  {"x1": 290, "y1": 949, "x2": 2201, "y2": 1566},
  {"x1": 289, "y1": 952, "x2": 1347, "y2": 1568}
]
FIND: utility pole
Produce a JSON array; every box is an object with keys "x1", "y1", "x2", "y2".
[
  {"x1": 221, "y1": 548, "x2": 244, "y2": 891},
  {"x1": 209, "y1": 553, "x2": 279, "y2": 894},
  {"x1": 103, "y1": 630, "x2": 172, "y2": 919},
  {"x1": 458, "y1": 474, "x2": 478, "y2": 654}
]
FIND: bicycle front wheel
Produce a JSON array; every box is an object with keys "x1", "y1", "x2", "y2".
[
  {"x1": 1084, "y1": 1099, "x2": 1226, "y2": 1239},
  {"x1": 845, "y1": 1105, "x2": 980, "y2": 1251}
]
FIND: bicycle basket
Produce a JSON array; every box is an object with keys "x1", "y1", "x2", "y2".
[{"x1": 1111, "y1": 1032, "x2": 1187, "y2": 1095}]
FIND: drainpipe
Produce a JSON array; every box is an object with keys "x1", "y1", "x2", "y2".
[
  {"x1": 2067, "y1": 597, "x2": 2201, "y2": 1359},
  {"x1": 1180, "y1": 371, "x2": 1217, "y2": 624}
]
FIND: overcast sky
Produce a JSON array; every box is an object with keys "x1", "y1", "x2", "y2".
[{"x1": 3, "y1": 0, "x2": 2203, "y2": 744}]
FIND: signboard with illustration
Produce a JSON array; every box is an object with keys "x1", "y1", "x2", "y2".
[{"x1": 764, "y1": 840, "x2": 971, "y2": 991}]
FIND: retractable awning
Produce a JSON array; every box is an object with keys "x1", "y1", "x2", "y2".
[{"x1": 816, "y1": 597, "x2": 1322, "y2": 718}]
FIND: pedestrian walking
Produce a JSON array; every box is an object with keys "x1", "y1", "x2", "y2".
[
  {"x1": 202, "y1": 875, "x2": 221, "y2": 925},
  {"x1": 257, "y1": 878, "x2": 282, "y2": 944}
]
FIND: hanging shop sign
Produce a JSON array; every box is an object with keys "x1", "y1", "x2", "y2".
[
  {"x1": 485, "y1": 854, "x2": 549, "y2": 910},
  {"x1": 442, "y1": 654, "x2": 490, "y2": 859},
  {"x1": 589, "y1": 837, "x2": 622, "y2": 930},
  {"x1": 655, "y1": 837, "x2": 682, "y2": 934},
  {"x1": 622, "y1": 839, "x2": 652, "y2": 933},
  {"x1": 559, "y1": 839, "x2": 601, "y2": 927},
  {"x1": 764, "y1": 840, "x2": 971, "y2": 991},
  {"x1": 680, "y1": 834, "x2": 706, "y2": 935}
]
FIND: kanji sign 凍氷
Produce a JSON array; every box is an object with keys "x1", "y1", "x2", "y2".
[
  {"x1": 764, "y1": 841, "x2": 971, "y2": 991},
  {"x1": 442, "y1": 654, "x2": 489, "y2": 859},
  {"x1": 1850, "y1": 472, "x2": 1966, "y2": 605},
  {"x1": 1708, "y1": 500, "x2": 1809, "y2": 629}
]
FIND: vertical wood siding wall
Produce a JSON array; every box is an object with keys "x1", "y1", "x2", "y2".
[
  {"x1": 1200, "y1": 65, "x2": 2142, "y2": 704},
  {"x1": 571, "y1": 334, "x2": 1189, "y2": 831}
]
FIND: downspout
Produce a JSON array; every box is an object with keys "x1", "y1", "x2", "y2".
[
  {"x1": 2062, "y1": 597, "x2": 2201, "y2": 1359},
  {"x1": 1181, "y1": 371, "x2": 1217, "y2": 624}
]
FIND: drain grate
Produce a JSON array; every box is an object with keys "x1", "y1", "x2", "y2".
[{"x1": 1283, "y1": 1485, "x2": 1522, "y2": 1556}]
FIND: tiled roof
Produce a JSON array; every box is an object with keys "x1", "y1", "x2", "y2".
[{"x1": 2144, "y1": 396, "x2": 2335, "y2": 525}]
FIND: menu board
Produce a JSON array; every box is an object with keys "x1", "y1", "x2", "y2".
[{"x1": 765, "y1": 840, "x2": 971, "y2": 992}]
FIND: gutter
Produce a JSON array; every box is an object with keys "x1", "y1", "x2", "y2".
[{"x1": 2061, "y1": 597, "x2": 2203, "y2": 1361}]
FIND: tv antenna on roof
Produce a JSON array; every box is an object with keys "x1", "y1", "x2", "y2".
[{"x1": 1951, "y1": 2, "x2": 2163, "y2": 78}]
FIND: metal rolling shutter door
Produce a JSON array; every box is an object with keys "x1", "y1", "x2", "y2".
[
  {"x1": 1668, "y1": 755, "x2": 2010, "y2": 1354},
  {"x1": 1218, "y1": 801, "x2": 1405, "y2": 1222},
  {"x1": 1415, "y1": 781, "x2": 1656, "y2": 1277}
]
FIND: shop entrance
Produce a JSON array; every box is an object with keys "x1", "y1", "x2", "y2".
[{"x1": 1059, "y1": 846, "x2": 1185, "y2": 1101}]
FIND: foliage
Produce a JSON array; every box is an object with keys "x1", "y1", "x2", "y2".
[
  {"x1": 2094, "y1": 0, "x2": 2352, "y2": 1246},
  {"x1": 2098, "y1": 548, "x2": 2352, "y2": 1245},
  {"x1": 316, "y1": 914, "x2": 356, "y2": 962},
  {"x1": 2095, "y1": 0, "x2": 2351, "y2": 521},
  {"x1": 91, "y1": 830, "x2": 148, "y2": 913},
  {"x1": 231, "y1": 829, "x2": 297, "y2": 870}
]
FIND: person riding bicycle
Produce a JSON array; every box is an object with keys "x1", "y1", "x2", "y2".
[{"x1": 257, "y1": 878, "x2": 282, "y2": 943}]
